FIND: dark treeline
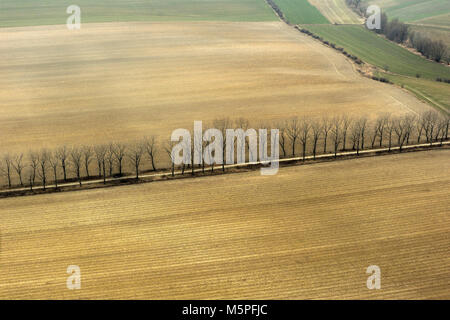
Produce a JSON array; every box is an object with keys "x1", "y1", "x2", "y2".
[
  {"x1": 0, "y1": 137, "x2": 159, "y2": 191},
  {"x1": 346, "y1": 0, "x2": 449, "y2": 65},
  {"x1": 1, "y1": 111, "x2": 449, "y2": 191},
  {"x1": 266, "y1": 0, "x2": 288, "y2": 24},
  {"x1": 296, "y1": 27, "x2": 364, "y2": 65},
  {"x1": 345, "y1": 0, "x2": 368, "y2": 17}
]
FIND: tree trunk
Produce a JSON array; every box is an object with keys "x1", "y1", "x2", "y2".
[
  {"x1": 62, "y1": 162, "x2": 67, "y2": 181},
  {"x1": 98, "y1": 162, "x2": 102, "y2": 176},
  {"x1": 102, "y1": 161, "x2": 106, "y2": 184},
  {"x1": 85, "y1": 161, "x2": 90, "y2": 178},
  {"x1": 292, "y1": 139, "x2": 296, "y2": 157},
  {"x1": 42, "y1": 167, "x2": 46, "y2": 191},
  {"x1": 150, "y1": 154, "x2": 156, "y2": 171},
  {"x1": 313, "y1": 140, "x2": 318, "y2": 160},
  {"x1": 54, "y1": 168, "x2": 58, "y2": 189},
  {"x1": 77, "y1": 169, "x2": 82, "y2": 186}
]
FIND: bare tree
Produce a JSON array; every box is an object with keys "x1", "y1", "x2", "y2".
[
  {"x1": 322, "y1": 116, "x2": 332, "y2": 154},
  {"x1": 113, "y1": 143, "x2": 126, "y2": 176},
  {"x1": 164, "y1": 141, "x2": 176, "y2": 177},
  {"x1": 359, "y1": 117, "x2": 368, "y2": 150},
  {"x1": 128, "y1": 141, "x2": 145, "y2": 179},
  {"x1": 299, "y1": 118, "x2": 311, "y2": 161},
  {"x1": 438, "y1": 116, "x2": 447, "y2": 145},
  {"x1": 26, "y1": 166, "x2": 34, "y2": 191},
  {"x1": 29, "y1": 151, "x2": 38, "y2": 187},
  {"x1": 70, "y1": 147, "x2": 83, "y2": 186},
  {"x1": 82, "y1": 145, "x2": 93, "y2": 178},
  {"x1": 369, "y1": 121, "x2": 379, "y2": 149},
  {"x1": 385, "y1": 119, "x2": 395, "y2": 151},
  {"x1": 350, "y1": 122, "x2": 362, "y2": 155},
  {"x1": 193, "y1": 132, "x2": 208, "y2": 173},
  {"x1": 214, "y1": 118, "x2": 232, "y2": 172},
  {"x1": 94, "y1": 145, "x2": 107, "y2": 184},
  {"x1": 48, "y1": 151, "x2": 59, "y2": 189},
  {"x1": 371, "y1": 115, "x2": 387, "y2": 149},
  {"x1": 93, "y1": 145, "x2": 103, "y2": 177},
  {"x1": 393, "y1": 117, "x2": 408, "y2": 151},
  {"x1": 143, "y1": 136, "x2": 158, "y2": 171},
  {"x1": 106, "y1": 143, "x2": 114, "y2": 177},
  {"x1": 286, "y1": 118, "x2": 300, "y2": 157},
  {"x1": 56, "y1": 146, "x2": 69, "y2": 182},
  {"x1": 341, "y1": 115, "x2": 352, "y2": 151},
  {"x1": 404, "y1": 114, "x2": 415, "y2": 145},
  {"x1": 331, "y1": 116, "x2": 342, "y2": 158},
  {"x1": 278, "y1": 121, "x2": 288, "y2": 158},
  {"x1": 235, "y1": 117, "x2": 250, "y2": 131},
  {"x1": 433, "y1": 114, "x2": 446, "y2": 144},
  {"x1": 423, "y1": 111, "x2": 439, "y2": 144},
  {"x1": 192, "y1": 128, "x2": 204, "y2": 175},
  {"x1": 233, "y1": 118, "x2": 253, "y2": 165},
  {"x1": 443, "y1": 115, "x2": 449, "y2": 141},
  {"x1": 12, "y1": 153, "x2": 24, "y2": 186},
  {"x1": 1, "y1": 154, "x2": 13, "y2": 188},
  {"x1": 311, "y1": 119, "x2": 322, "y2": 160},
  {"x1": 377, "y1": 115, "x2": 389, "y2": 147},
  {"x1": 416, "y1": 114, "x2": 425, "y2": 144},
  {"x1": 37, "y1": 150, "x2": 49, "y2": 191}
]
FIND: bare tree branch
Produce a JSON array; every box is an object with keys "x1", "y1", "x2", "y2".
[
  {"x1": 143, "y1": 136, "x2": 158, "y2": 171},
  {"x1": 127, "y1": 141, "x2": 145, "y2": 179},
  {"x1": 82, "y1": 145, "x2": 93, "y2": 178},
  {"x1": 70, "y1": 147, "x2": 83, "y2": 186},
  {"x1": 12, "y1": 153, "x2": 24, "y2": 187}
]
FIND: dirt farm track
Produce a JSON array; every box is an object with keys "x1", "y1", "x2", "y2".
[{"x1": 0, "y1": 149, "x2": 448, "y2": 299}]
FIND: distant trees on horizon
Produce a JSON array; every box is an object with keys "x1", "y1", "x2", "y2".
[{"x1": 346, "y1": 0, "x2": 449, "y2": 64}]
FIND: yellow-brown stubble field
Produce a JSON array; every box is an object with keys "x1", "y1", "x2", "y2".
[
  {"x1": 0, "y1": 21, "x2": 431, "y2": 153},
  {"x1": 0, "y1": 149, "x2": 448, "y2": 299}
]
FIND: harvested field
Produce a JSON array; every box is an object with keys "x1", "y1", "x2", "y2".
[
  {"x1": 309, "y1": 0, "x2": 363, "y2": 24},
  {"x1": 0, "y1": 149, "x2": 449, "y2": 299},
  {"x1": 0, "y1": 22, "x2": 431, "y2": 154}
]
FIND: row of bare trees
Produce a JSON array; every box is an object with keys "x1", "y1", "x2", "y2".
[
  {"x1": 278, "y1": 111, "x2": 449, "y2": 161},
  {"x1": 0, "y1": 111, "x2": 448, "y2": 190},
  {"x1": 0, "y1": 137, "x2": 159, "y2": 190}
]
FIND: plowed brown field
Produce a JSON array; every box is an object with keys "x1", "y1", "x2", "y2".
[
  {"x1": 0, "y1": 21, "x2": 431, "y2": 153},
  {"x1": 1, "y1": 149, "x2": 448, "y2": 299}
]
